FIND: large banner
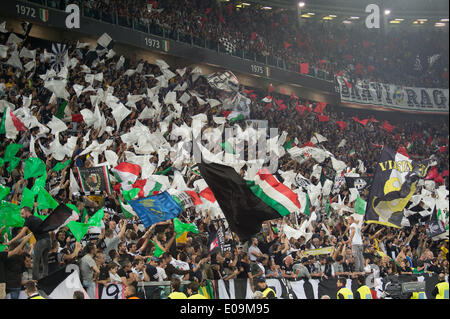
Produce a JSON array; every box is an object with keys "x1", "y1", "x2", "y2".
[
  {"x1": 212, "y1": 275, "x2": 444, "y2": 299},
  {"x1": 337, "y1": 77, "x2": 449, "y2": 114}
]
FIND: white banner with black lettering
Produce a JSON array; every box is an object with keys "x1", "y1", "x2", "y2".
[{"x1": 337, "y1": 77, "x2": 449, "y2": 114}]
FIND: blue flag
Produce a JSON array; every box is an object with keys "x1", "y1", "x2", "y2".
[{"x1": 128, "y1": 191, "x2": 183, "y2": 227}]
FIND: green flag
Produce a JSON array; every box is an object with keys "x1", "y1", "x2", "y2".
[
  {"x1": 24, "y1": 157, "x2": 47, "y2": 180},
  {"x1": 66, "y1": 203, "x2": 80, "y2": 215},
  {"x1": 4, "y1": 143, "x2": 23, "y2": 162},
  {"x1": 174, "y1": 218, "x2": 199, "y2": 239},
  {"x1": 221, "y1": 141, "x2": 236, "y2": 154},
  {"x1": 230, "y1": 113, "x2": 245, "y2": 124},
  {"x1": 7, "y1": 157, "x2": 21, "y2": 173},
  {"x1": 324, "y1": 196, "x2": 331, "y2": 217},
  {"x1": 0, "y1": 109, "x2": 7, "y2": 135},
  {"x1": 122, "y1": 188, "x2": 140, "y2": 201},
  {"x1": 66, "y1": 221, "x2": 89, "y2": 242},
  {"x1": 355, "y1": 195, "x2": 367, "y2": 215},
  {"x1": 155, "y1": 166, "x2": 173, "y2": 176},
  {"x1": 119, "y1": 198, "x2": 135, "y2": 219},
  {"x1": 34, "y1": 208, "x2": 48, "y2": 221},
  {"x1": 67, "y1": 207, "x2": 105, "y2": 242},
  {"x1": 283, "y1": 140, "x2": 294, "y2": 150},
  {"x1": 32, "y1": 173, "x2": 47, "y2": 195},
  {"x1": 52, "y1": 160, "x2": 71, "y2": 172},
  {"x1": 0, "y1": 201, "x2": 24, "y2": 227},
  {"x1": 0, "y1": 185, "x2": 10, "y2": 201},
  {"x1": 150, "y1": 239, "x2": 164, "y2": 257},
  {"x1": 55, "y1": 100, "x2": 68, "y2": 119},
  {"x1": 36, "y1": 188, "x2": 59, "y2": 210},
  {"x1": 303, "y1": 193, "x2": 311, "y2": 216},
  {"x1": 20, "y1": 187, "x2": 35, "y2": 208},
  {"x1": 0, "y1": 244, "x2": 6, "y2": 252}
]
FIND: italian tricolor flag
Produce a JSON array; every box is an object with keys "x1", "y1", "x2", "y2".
[
  {"x1": 0, "y1": 107, "x2": 26, "y2": 139},
  {"x1": 194, "y1": 179, "x2": 217, "y2": 203},
  {"x1": 132, "y1": 179, "x2": 162, "y2": 198},
  {"x1": 111, "y1": 162, "x2": 141, "y2": 185},
  {"x1": 246, "y1": 168, "x2": 301, "y2": 216}
]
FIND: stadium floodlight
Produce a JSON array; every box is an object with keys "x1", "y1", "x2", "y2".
[
  {"x1": 299, "y1": 2, "x2": 305, "y2": 8},
  {"x1": 441, "y1": 18, "x2": 449, "y2": 22},
  {"x1": 349, "y1": 16, "x2": 360, "y2": 20},
  {"x1": 342, "y1": 20, "x2": 352, "y2": 24},
  {"x1": 435, "y1": 22, "x2": 446, "y2": 27},
  {"x1": 384, "y1": 9, "x2": 391, "y2": 16}
]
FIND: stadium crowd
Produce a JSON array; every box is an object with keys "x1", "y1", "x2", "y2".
[
  {"x1": 60, "y1": 0, "x2": 450, "y2": 88},
  {"x1": 0, "y1": 12, "x2": 449, "y2": 300}
]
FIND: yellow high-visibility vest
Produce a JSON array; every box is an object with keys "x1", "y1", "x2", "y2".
[
  {"x1": 168, "y1": 291, "x2": 187, "y2": 299},
  {"x1": 357, "y1": 285, "x2": 372, "y2": 299},
  {"x1": 337, "y1": 287, "x2": 354, "y2": 299},
  {"x1": 435, "y1": 282, "x2": 449, "y2": 299},
  {"x1": 262, "y1": 287, "x2": 277, "y2": 299}
]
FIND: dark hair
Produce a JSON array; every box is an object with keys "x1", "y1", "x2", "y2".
[
  {"x1": 358, "y1": 275, "x2": 365, "y2": 284},
  {"x1": 171, "y1": 277, "x2": 181, "y2": 291},
  {"x1": 21, "y1": 206, "x2": 32, "y2": 215},
  {"x1": 108, "y1": 262, "x2": 118, "y2": 271},
  {"x1": 162, "y1": 252, "x2": 172, "y2": 260},
  {"x1": 336, "y1": 255, "x2": 343, "y2": 262},
  {"x1": 338, "y1": 277, "x2": 347, "y2": 286},
  {"x1": 187, "y1": 282, "x2": 199, "y2": 294},
  {"x1": 73, "y1": 291, "x2": 85, "y2": 299}
]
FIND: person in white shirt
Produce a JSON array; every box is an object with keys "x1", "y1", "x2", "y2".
[
  {"x1": 345, "y1": 216, "x2": 364, "y2": 273},
  {"x1": 248, "y1": 237, "x2": 264, "y2": 262}
]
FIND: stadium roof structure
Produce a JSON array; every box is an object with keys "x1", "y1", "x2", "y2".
[{"x1": 227, "y1": 0, "x2": 449, "y2": 28}]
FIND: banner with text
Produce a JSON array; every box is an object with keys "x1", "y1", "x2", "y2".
[{"x1": 337, "y1": 77, "x2": 449, "y2": 114}]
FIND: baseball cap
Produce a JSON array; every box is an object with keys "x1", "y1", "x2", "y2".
[{"x1": 255, "y1": 277, "x2": 266, "y2": 284}]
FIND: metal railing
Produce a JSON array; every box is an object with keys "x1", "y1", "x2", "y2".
[{"x1": 25, "y1": 0, "x2": 334, "y2": 82}]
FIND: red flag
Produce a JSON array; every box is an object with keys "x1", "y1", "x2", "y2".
[
  {"x1": 343, "y1": 79, "x2": 352, "y2": 88},
  {"x1": 219, "y1": 15, "x2": 225, "y2": 24},
  {"x1": 369, "y1": 116, "x2": 379, "y2": 123},
  {"x1": 426, "y1": 166, "x2": 439, "y2": 180},
  {"x1": 301, "y1": 141, "x2": 315, "y2": 148},
  {"x1": 319, "y1": 59, "x2": 327, "y2": 66},
  {"x1": 281, "y1": 88, "x2": 286, "y2": 95},
  {"x1": 367, "y1": 65, "x2": 375, "y2": 73},
  {"x1": 435, "y1": 174, "x2": 445, "y2": 184},
  {"x1": 71, "y1": 114, "x2": 83, "y2": 123},
  {"x1": 222, "y1": 110, "x2": 232, "y2": 118},
  {"x1": 439, "y1": 146, "x2": 448, "y2": 153},
  {"x1": 278, "y1": 104, "x2": 287, "y2": 111},
  {"x1": 249, "y1": 94, "x2": 257, "y2": 100},
  {"x1": 318, "y1": 115, "x2": 329, "y2": 122},
  {"x1": 382, "y1": 121, "x2": 395, "y2": 133},
  {"x1": 251, "y1": 32, "x2": 257, "y2": 41},
  {"x1": 426, "y1": 136, "x2": 433, "y2": 146},
  {"x1": 442, "y1": 170, "x2": 449, "y2": 177},
  {"x1": 265, "y1": 103, "x2": 272, "y2": 112},
  {"x1": 228, "y1": 3, "x2": 233, "y2": 14},
  {"x1": 335, "y1": 121, "x2": 347, "y2": 131},
  {"x1": 185, "y1": 190, "x2": 203, "y2": 206},
  {"x1": 284, "y1": 41, "x2": 291, "y2": 49},
  {"x1": 244, "y1": 89, "x2": 254, "y2": 95},
  {"x1": 205, "y1": 8, "x2": 212, "y2": 15},
  {"x1": 336, "y1": 70, "x2": 344, "y2": 77},
  {"x1": 353, "y1": 117, "x2": 368, "y2": 126},
  {"x1": 313, "y1": 102, "x2": 327, "y2": 114},
  {"x1": 396, "y1": 145, "x2": 409, "y2": 158},
  {"x1": 370, "y1": 142, "x2": 383, "y2": 148},
  {"x1": 268, "y1": 84, "x2": 275, "y2": 93},
  {"x1": 290, "y1": 92, "x2": 298, "y2": 100},
  {"x1": 300, "y1": 63, "x2": 309, "y2": 74},
  {"x1": 296, "y1": 104, "x2": 307, "y2": 116}
]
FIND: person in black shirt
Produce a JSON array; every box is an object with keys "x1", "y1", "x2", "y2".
[
  {"x1": 7, "y1": 207, "x2": 51, "y2": 280},
  {"x1": 236, "y1": 253, "x2": 251, "y2": 279},
  {"x1": 5, "y1": 235, "x2": 32, "y2": 299}
]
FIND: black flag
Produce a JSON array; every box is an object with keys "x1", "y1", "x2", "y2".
[{"x1": 198, "y1": 161, "x2": 281, "y2": 242}]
